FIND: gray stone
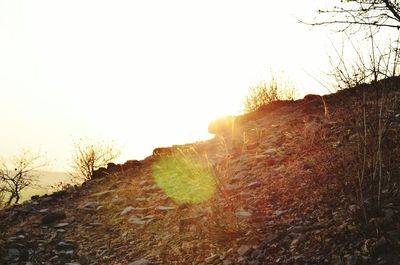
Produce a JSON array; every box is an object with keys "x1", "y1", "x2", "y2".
[
  {"x1": 8, "y1": 243, "x2": 25, "y2": 249},
  {"x1": 253, "y1": 154, "x2": 266, "y2": 160},
  {"x1": 8, "y1": 248, "x2": 20, "y2": 257},
  {"x1": 89, "y1": 222, "x2": 103, "y2": 226},
  {"x1": 91, "y1": 167, "x2": 108, "y2": 179},
  {"x1": 236, "y1": 210, "x2": 252, "y2": 218},
  {"x1": 348, "y1": 204, "x2": 358, "y2": 213},
  {"x1": 247, "y1": 181, "x2": 261, "y2": 189},
  {"x1": 237, "y1": 245, "x2": 252, "y2": 256},
  {"x1": 32, "y1": 220, "x2": 41, "y2": 226},
  {"x1": 41, "y1": 211, "x2": 66, "y2": 224},
  {"x1": 111, "y1": 196, "x2": 124, "y2": 203},
  {"x1": 59, "y1": 250, "x2": 74, "y2": 256},
  {"x1": 7, "y1": 237, "x2": 19, "y2": 243},
  {"x1": 383, "y1": 209, "x2": 395, "y2": 220},
  {"x1": 273, "y1": 210, "x2": 285, "y2": 217},
  {"x1": 375, "y1": 236, "x2": 388, "y2": 252},
  {"x1": 142, "y1": 215, "x2": 155, "y2": 220},
  {"x1": 250, "y1": 248, "x2": 264, "y2": 260},
  {"x1": 82, "y1": 201, "x2": 101, "y2": 210},
  {"x1": 128, "y1": 259, "x2": 153, "y2": 265},
  {"x1": 120, "y1": 206, "x2": 135, "y2": 215},
  {"x1": 264, "y1": 148, "x2": 277, "y2": 154},
  {"x1": 155, "y1": 206, "x2": 176, "y2": 211},
  {"x1": 388, "y1": 230, "x2": 400, "y2": 242},
  {"x1": 49, "y1": 255, "x2": 58, "y2": 261},
  {"x1": 56, "y1": 241, "x2": 75, "y2": 250},
  {"x1": 287, "y1": 226, "x2": 307, "y2": 233},
  {"x1": 205, "y1": 254, "x2": 220, "y2": 263},
  {"x1": 225, "y1": 184, "x2": 240, "y2": 191},
  {"x1": 90, "y1": 190, "x2": 115, "y2": 198},
  {"x1": 53, "y1": 223, "x2": 69, "y2": 228},
  {"x1": 346, "y1": 255, "x2": 360, "y2": 265},
  {"x1": 264, "y1": 232, "x2": 280, "y2": 244},
  {"x1": 129, "y1": 217, "x2": 146, "y2": 225}
]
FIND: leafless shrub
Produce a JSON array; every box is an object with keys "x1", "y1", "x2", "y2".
[
  {"x1": 330, "y1": 33, "x2": 400, "y2": 89},
  {"x1": 0, "y1": 150, "x2": 48, "y2": 206},
  {"x1": 331, "y1": 32, "x2": 400, "y2": 224},
  {"x1": 71, "y1": 138, "x2": 120, "y2": 182}
]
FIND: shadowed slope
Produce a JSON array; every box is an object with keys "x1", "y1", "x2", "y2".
[{"x1": 1, "y1": 77, "x2": 400, "y2": 264}]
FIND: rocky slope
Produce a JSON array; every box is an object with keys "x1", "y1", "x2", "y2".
[{"x1": 1, "y1": 78, "x2": 400, "y2": 265}]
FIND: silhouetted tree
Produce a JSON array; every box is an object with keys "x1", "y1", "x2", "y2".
[
  {"x1": 309, "y1": 0, "x2": 400, "y2": 32},
  {"x1": 0, "y1": 186, "x2": 6, "y2": 207},
  {"x1": 304, "y1": 1, "x2": 400, "y2": 88},
  {"x1": 307, "y1": 2, "x2": 400, "y2": 223},
  {"x1": 0, "y1": 150, "x2": 47, "y2": 205},
  {"x1": 71, "y1": 139, "x2": 120, "y2": 181}
]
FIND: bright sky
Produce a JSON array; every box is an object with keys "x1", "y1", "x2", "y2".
[{"x1": 1, "y1": 0, "x2": 339, "y2": 171}]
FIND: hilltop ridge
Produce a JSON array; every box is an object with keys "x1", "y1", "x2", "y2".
[{"x1": 1, "y1": 77, "x2": 400, "y2": 265}]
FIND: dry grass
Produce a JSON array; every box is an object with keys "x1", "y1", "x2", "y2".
[{"x1": 244, "y1": 77, "x2": 297, "y2": 113}]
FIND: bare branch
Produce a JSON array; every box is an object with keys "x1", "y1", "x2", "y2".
[
  {"x1": 0, "y1": 150, "x2": 48, "y2": 205},
  {"x1": 303, "y1": 0, "x2": 400, "y2": 32},
  {"x1": 383, "y1": 0, "x2": 400, "y2": 22},
  {"x1": 71, "y1": 138, "x2": 120, "y2": 182}
]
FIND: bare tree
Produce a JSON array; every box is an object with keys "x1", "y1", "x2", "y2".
[
  {"x1": 307, "y1": 0, "x2": 400, "y2": 32},
  {"x1": 329, "y1": 33, "x2": 400, "y2": 89},
  {"x1": 71, "y1": 139, "x2": 120, "y2": 181},
  {"x1": 302, "y1": 1, "x2": 400, "y2": 224},
  {"x1": 0, "y1": 186, "x2": 7, "y2": 207},
  {"x1": 0, "y1": 150, "x2": 48, "y2": 205}
]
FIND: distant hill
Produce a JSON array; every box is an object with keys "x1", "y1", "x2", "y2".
[
  {"x1": 21, "y1": 170, "x2": 70, "y2": 202},
  {"x1": 32, "y1": 170, "x2": 70, "y2": 186}
]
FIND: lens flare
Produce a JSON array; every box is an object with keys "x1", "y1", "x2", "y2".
[{"x1": 152, "y1": 153, "x2": 216, "y2": 204}]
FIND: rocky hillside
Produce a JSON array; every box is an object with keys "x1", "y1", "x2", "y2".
[{"x1": 1, "y1": 78, "x2": 400, "y2": 265}]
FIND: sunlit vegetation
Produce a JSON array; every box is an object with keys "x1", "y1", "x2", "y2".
[{"x1": 243, "y1": 77, "x2": 297, "y2": 113}]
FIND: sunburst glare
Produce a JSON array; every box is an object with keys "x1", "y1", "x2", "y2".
[{"x1": 152, "y1": 151, "x2": 216, "y2": 204}]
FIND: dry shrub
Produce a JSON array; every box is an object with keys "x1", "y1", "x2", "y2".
[
  {"x1": 0, "y1": 150, "x2": 48, "y2": 205},
  {"x1": 329, "y1": 32, "x2": 400, "y2": 224},
  {"x1": 244, "y1": 77, "x2": 297, "y2": 113},
  {"x1": 71, "y1": 138, "x2": 120, "y2": 182}
]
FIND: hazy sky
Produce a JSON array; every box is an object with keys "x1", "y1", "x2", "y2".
[{"x1": 1, "y1": 0, "x2": 338, "y2": 170}]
